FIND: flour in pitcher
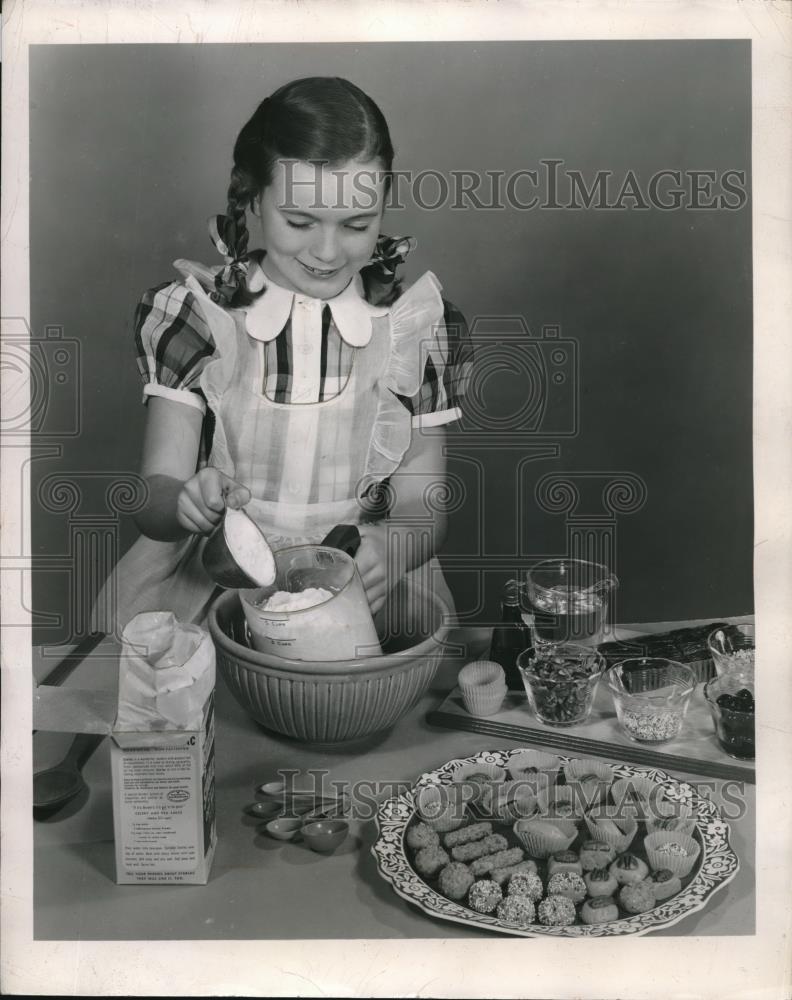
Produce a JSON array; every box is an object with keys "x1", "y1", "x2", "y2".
[{"x1": 259, "y1": 588, "x2": 334, "y2": 612}]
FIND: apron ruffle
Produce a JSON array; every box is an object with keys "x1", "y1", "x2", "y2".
[{"x1": 365, "y1": 271, "x2": 445, "y2": 480}]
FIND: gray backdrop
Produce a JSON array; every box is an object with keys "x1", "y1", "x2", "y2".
[{"x1": 29, "y1": 41, "x2": 752, "y2": 645}]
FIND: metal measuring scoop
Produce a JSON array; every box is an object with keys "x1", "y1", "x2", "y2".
[{"x1": 202, "y1": 505, "x2": 277, "y2": 589}]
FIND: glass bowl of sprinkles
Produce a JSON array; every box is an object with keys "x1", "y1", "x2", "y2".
[
  {"x1": 606, "y1": 658, "x2": 696, "y2": 744},
  {"x1": 707, "y1": 623, "x2": 755, "y2": 681}
]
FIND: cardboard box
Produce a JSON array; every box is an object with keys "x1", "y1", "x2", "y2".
[{"x1": 110, "y1": 693, "x2": 216, "y2": 885}]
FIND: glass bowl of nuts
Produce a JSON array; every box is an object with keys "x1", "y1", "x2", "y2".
[
  {"x1": 517, "y1": 643, "x2": 605, "y2": 727},
  {"x1": 606, "y1": 658, "x2": 696, "y2": 744}
]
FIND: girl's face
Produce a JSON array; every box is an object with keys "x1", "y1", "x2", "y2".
[{"x1": 255, "y1": 158, "x2": 386, "y2": 299}]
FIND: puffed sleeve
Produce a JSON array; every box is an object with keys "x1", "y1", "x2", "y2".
[
  {"x1": 134, "y1": 280, "x2": 217, "y2": 414},
  {"x1": 397, "y1": 298, "x2": 475, "y2": 428}
]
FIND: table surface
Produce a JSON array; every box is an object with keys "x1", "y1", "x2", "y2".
[{"x1": 32, "y1": 620, "x2": 755, "y2": 940}]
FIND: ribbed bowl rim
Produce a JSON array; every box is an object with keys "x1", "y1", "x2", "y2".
[{"x1": 208, "y1": 586, "x2": 452, "y2": 677}]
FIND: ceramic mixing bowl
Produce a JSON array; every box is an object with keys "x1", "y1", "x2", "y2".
[{"x1": 208, "y1": 577, "x2": 452, "y2": 744}]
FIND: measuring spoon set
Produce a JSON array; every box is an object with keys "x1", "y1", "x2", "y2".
[{"x1": 244, "y1": 779, "x2": 350, "y2": 852}]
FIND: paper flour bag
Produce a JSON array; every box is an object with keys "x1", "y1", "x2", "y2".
[
  {"x1": 116, "y1": 611, "x2": 215, "y2": 731},
  {"x1": 111, "y1": 611, "x2": 217, "y2": 884}
]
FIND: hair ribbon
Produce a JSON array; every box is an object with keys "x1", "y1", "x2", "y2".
[
  {"x1": 208, "y1": 214, "x2": 250, "y2": 304},
  {"x1": 360, "y1": 234, "x2": 416, "y2": 306}
]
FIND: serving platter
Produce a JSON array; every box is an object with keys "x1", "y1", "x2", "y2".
[{"x1": 372, "y1": 748, "x2": 740, "y2": 938}]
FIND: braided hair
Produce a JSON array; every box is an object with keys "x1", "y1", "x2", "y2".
[{"x1": 215, "y1": 78, "x2": 395, "y2": 308}]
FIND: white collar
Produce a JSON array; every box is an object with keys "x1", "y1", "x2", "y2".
[{"x1": 244, "y1": 256, "x2": 389, "y2": 347}]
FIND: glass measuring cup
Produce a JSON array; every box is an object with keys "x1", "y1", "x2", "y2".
[
  {"x1": 239, "y1": 544, "x2": 381, "y2": 660},
  {"x1": 525, "y1": 559, "x2": 618, "y2": 647}
]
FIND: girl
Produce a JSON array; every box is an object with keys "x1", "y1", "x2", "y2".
[{"x1": 107, "y1": 76, "x2": 472, "y2": 633}]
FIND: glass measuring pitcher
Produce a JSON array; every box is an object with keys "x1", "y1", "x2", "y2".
[
  {"x1": 239, "y1": 544, "x2": 381, "y2": 660},
  {"x1": 525, "y1": 559, "x2": 618, "y2": 647}
]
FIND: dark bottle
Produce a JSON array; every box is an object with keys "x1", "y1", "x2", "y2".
[{"x1": 490, "y1": 580, "x2": 535, "y2": 690}]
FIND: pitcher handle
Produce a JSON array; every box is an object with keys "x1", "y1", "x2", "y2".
[{"x1": 320, "y1": 523, "x2": 362, "y2": 558}]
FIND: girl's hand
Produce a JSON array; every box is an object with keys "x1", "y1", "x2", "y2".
[
  {"x1": 355, "y1": 522, "x2": 405, "y2": 615},
  {"x1": 176, "y1": 468, "x2": 251, "y2": 535}
]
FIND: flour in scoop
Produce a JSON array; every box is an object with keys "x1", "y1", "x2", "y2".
[
  {"x1": 223, "y1": 507, "x2": 276, "y2": 586},
  {"x1": 260, "y1": 588, "x2": 334, "y2": 612}
]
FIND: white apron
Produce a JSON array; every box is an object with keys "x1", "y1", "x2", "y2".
[{"x1": 101, "y1": 261, "x2": 457, "y2": 634}]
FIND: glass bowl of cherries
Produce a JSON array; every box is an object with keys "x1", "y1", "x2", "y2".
[{"x1": 703, "y1": 675, "x2": 755, "y2": 760}]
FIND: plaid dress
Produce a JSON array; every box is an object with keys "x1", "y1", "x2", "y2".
[
  {"x1": 135, "y1": 251, "x2": 473, "y2": 429},
  {"x1": 106, "y1": 252, "x2": 473, "y2": 630}
]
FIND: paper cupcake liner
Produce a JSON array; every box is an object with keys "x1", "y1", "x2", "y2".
[
  {"x1": 564, "y1": 758, "x2": 615, "y2": 786},
  {"x1": 450, "y1": 762, "x2": 508, "y2": 817},
  {"x1": 537, "y1": 785, "x2": 586, "y2": 824},
  {"x1": 486, "y1": 781, "x2": 538, "y2": 822},
  {"x1": 451, "y1": 762, "x2": 509, "y2": 808},
  {"x1": 457, "y1": 660, "x2": 506, "y2": 689},
  {"x1": 460, "y1": 673, "x2": 507, "y2": 687},
  {"x1": 413, "y1": 783, "x2": 470, "y2": 832},
  {"x1": 452, "y1": 760, "x2": 508, "y2": 784},
  {"x1": 460, "y1": 685, "x2": 507, "y2": 717},
  {"x1": 461, "y1": 687, "x2": 508, "y2": 713},
  {"x1": 563, "y1": 758, "x2": 615, "y2": 805},
  {"x1": 644, "y1": 830, "x2": 701, "y2": 878},
  {"x1": 610, "y1": 776, "x2": 667, "y2": 822},
  {"x1": 518, "y1": 771, "x2": 552, "y2": 797},
  {"x1": 513, "y1": 817, "x2": 577, "y2": 859},
  {"x1": 459, "y1": 678, "x2": 506, "y2": 693},
  {"x1": 459, "y1": 675, "x2": 507, "y2": 693},
  {"x1": 644, "y1": 802, "x2": 697, "y2": 837},
  {"x1": 507, "y1": 750, "x2": 561, "y2": 788},
  {"x1": 583, "y1": 812, "x2": 638, "y2": 853}
]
